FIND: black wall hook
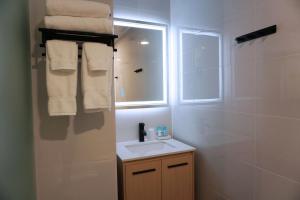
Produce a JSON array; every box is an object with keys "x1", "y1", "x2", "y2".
[
  {"x1": 235, "y1": 25, "x2": 277, "y2": 44},
  {"x1": 134, "y1": 68, "x2": 143, "y2": 73}
]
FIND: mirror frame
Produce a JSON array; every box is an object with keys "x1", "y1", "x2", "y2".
[
  {"x1": 179, "y1": 28, "x2": 223, "y2": 104},
  {"x1": 114, "y1": 20, "x2": 168, "y2": 108}
]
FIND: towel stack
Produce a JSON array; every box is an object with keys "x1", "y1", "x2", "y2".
[
  {"x1": 45, "y1": 0, "x2": 114, "y2": 116},
  {"x1": 45, "y1": 0, "x2": 113, "y2": 34}
]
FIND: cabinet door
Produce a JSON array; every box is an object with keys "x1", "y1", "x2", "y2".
[
  {"x1": 125, "y1": 159, "x2": 162, "y2": 200},
  {"x1": 162, "y1": 153, "x2": 194, "y2": 200}
]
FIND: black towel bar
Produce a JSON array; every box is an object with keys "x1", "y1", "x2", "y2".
[
  {"x1": 40, "y1": 44, "x2": 117, "y2": 52},
  {"x1": 39, "y1": 28, "x2": 118, "y2": 56}
]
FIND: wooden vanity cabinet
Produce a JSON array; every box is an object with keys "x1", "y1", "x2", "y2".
[
  {"x1": 125, "y1": 159, "x2": 162, "y2": 200},
  {"x1": 118, "y1": 152, "x2": 194, "y2": 200},
  {"x1": 162, "y1": 153, "x2": 194, "y2": 200}
]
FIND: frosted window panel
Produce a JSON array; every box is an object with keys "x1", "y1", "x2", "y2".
[{"x1": 180, "y1": 30, "x2": 222, "y2": 102}]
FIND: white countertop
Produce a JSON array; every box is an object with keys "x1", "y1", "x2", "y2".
[{"x1": 117, "y1": 139, "x2": 196, "y2": 162}]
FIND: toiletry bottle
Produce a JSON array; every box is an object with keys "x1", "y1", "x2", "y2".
[
  {"x1": 162, "y1": 126, "x2": 168, "y2": 137},
  {"x1": 148, "y1": 128, "x2": 156, "y2": 141},
  {"x1": 156, "y1": 126, "x2": 163, "y2": 137}
]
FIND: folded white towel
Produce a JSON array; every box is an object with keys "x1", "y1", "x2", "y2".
[
  {"x1": 81, "y1": 43, "x2": 113, "y2": 112},
  {"x1": 44, "y1": 16, "x2": 113, "y2": 34},
  {"x1": 84, "y1": 42, "x2": 113, "y2": 71},
  {"x1": 46, "y1": 0, "x2": 111, "y2": 18},
  {"x1": 47, "y1": 40, "x2": 78, "y2": 70},
  {"x1": 46, "y1": 40, "x2": 78, "y2": 116}
]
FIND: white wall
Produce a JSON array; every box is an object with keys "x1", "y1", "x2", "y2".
[
  {"x1": 114, "y1": 0, "x2": 170, "y2": 24},
  {"x1": 114, "y1": 0, "x2": 172, "y2": 142},
  {"x1": 116, "y1": 107, "x2": 172, "y2": 142},
  {"x1": 172, "y1": 0, "x2": 300, "y2": 199},
  {"x1": 170, "y1": 0, "x2": 225, "y2": 199},
  {"x1": 29, "y1": 0, "x2": 117, "y2": 199}
]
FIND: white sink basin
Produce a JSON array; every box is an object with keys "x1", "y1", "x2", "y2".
[
  {"x1": 117, "y1": 139, "x2": 196, "y2": 162},
  {"x1": 125, "y1": 141, "x2": 176, "y2": 154}
]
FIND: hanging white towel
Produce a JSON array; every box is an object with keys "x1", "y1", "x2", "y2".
[
  {"x1": 47, "y1": 40, "x2": 78, "y2": 70},
  {"x1": 44, "y1": 16, "x2": 113, "y2": 34},
  {"x1": 84, "y1": 42, "x2": 113, "y2": 71},
  {"x1": 46, "y1": 40, "x2": 78, "y2": 116},
  {"x1": 46, "y1": 0, "x2": 111, "y2": 18},
  {"x1": 81, "y1": 42, "x2": 113, "y2": 112}
]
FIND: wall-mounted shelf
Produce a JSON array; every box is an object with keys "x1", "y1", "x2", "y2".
[
  {"x1": 235, "y1": 25, "x2": 277, "y2": 44},
  {"x1": 39, "y1": 28, "x2": 118, "y2": 57}
]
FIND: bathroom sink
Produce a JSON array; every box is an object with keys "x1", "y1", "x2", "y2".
[
  {"x1": 125, "y1": 141, "x2": 175, "y2": 154},
  {"x1": 117, "y1": 139, "x2": 196, "y2": 162}
]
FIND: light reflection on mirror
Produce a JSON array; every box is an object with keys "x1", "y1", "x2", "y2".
[
  {"x1": 179, "y1": 29, "x2": 223, "y2": 104},
  {"x1": 114, "y1": 20, "x2": 168, "y2": 107}
]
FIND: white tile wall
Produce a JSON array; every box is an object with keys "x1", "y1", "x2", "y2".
[{"x1": 172, "y1": 0, "x2": 300, "y2": 199}]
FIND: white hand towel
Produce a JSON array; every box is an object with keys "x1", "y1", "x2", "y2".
[
  {"x1": 47, "y1": 40, "x2": 78, "y2": 70},
  {"x1": 46, "y1": 40, "x2": 78, "y2": 116},
  {"x1": 46, "y1": 0, "x2": 111, "y2": 18},
  {"x1": 81, "y1": 43, "x2": 113, "y2": 112},
  {"x1": 84, "y1": 42, "x2": 113, "y2": 71},
  {"x1": 44, "y1": 16, "x2": 113, "y2": 34}
]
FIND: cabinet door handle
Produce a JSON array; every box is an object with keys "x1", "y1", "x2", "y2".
[
  {"x1": 132, "y1": 168, "x2": 156, "y2": 175},
  {"x1": 168, "y1": 162, "x2": 188, "y2": 169}
]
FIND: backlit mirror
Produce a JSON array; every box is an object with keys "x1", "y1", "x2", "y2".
[
  {"x1": 114, "y1": 20, "x2": 167, "y2": 107},
  {"x1": 180, "y1": 29, "x2": 222, "y2": 104}
]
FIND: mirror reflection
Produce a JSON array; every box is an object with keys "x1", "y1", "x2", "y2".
[{"x1": 114, "y1": 21, "x2": 167, "y2": 107}]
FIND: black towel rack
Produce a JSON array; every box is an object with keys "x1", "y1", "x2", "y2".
[
  {"x1": 235, "y1": 25, "x2": 277, "y2": 44},
  {"x1": 39, "y1": 28, "x2": 118, "y2": 57}
]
